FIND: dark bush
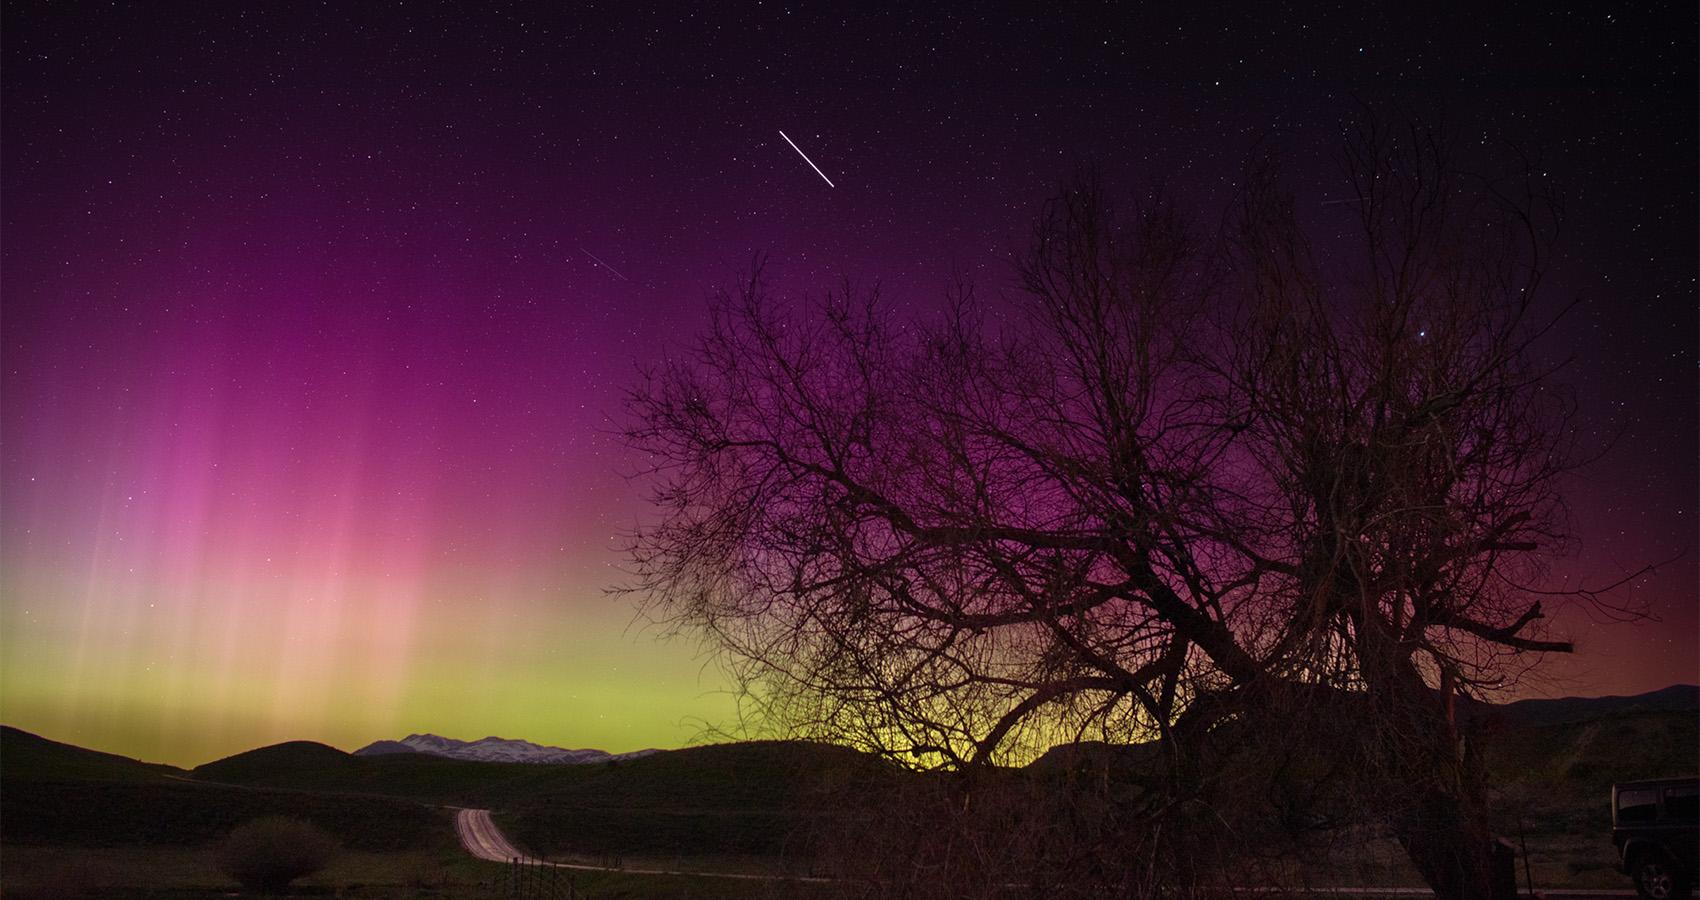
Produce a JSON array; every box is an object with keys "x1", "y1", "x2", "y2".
[{"x1": 217, "y1": 816, "x2": 338, "y2": 893}]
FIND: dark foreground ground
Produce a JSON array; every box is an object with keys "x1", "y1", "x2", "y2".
[{"x1": 2, "y1": 688, "x2": 1693, "y2": 898}]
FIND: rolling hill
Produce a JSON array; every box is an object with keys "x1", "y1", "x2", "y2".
[
  {"x1": 192, "y1": 739, "x2": 357, "y2": 783},
  {"x1": 0, "y1": 726, "x2": 186, "y2": 784},
  {"x1": 183, "y1": 733, "x2": 892, "y2": 812},
  {"x1": 1466, "y1": 683, "x2": 1700, "y2": 728},
  {"x1": 1, "y1": 728, "x2": 451, "y2": 851}
]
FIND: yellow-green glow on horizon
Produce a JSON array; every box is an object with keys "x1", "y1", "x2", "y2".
[{"x1": 0, "y1": 561, "x2": 739, "y2": 767}]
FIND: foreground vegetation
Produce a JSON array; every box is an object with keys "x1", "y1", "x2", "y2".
[
  {"x1": 0, "y1": 844, "x2": 496, "y2": 898},
  {"x1": 2, "y1": 844, "x2": 841, "y2": 899}
]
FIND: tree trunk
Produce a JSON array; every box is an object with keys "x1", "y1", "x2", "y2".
[
  {"x1": 1394, "y1": 780, "x2": 1500, "y2": 900},
  {"x1": 1377, "y1": 671, "x2": 1501, "y2": 900},
  {"x1": 1355, "y1": 617, "x2": 1503, "y2": 900}
]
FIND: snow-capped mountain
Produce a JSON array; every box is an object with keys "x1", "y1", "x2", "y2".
[{"x1": 352, "y1": 733, "x2": 657, "y2": 765}]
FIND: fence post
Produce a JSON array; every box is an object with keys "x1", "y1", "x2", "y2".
[{"x1": 1490, "y1": 837, "x2": 1518, "y2": 900}]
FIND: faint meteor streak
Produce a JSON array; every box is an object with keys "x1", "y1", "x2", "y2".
[
  {"x1": 1321, "y1": 197, "x2": 1370, "y2": 206},
  {"x1": 578, "y1": 246, "x2": 630, "y2": 281},
  {"x1": 778, "y1": 130, "x2": 836, "y2": 187}
]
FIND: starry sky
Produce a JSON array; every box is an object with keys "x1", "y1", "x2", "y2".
[{"x1": 2, "y1": 3, "x2": 1694, "y2": 767}]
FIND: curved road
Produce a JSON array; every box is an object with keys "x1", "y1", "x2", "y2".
[
  {"x1": 455, "y1": 808, "x2": 527, "y2": 862},
  {"x1": 452, "y1": 807, "x2": 827, "y2": 882},
  {"x1": 451, "y1": 809, "x2": 1645, "y2": 898}
]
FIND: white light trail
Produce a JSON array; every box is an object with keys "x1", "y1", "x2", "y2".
[
  {"x1": 578, "y1": 246, "x2": 630, "y2": 281},
  {"x1": 778, "y1": 130, "x2": 836, "y2": 188}
]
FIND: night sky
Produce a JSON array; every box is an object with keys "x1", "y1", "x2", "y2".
[{"x1": 2, "y1": 3, "x2": 1694, "y2": 767}]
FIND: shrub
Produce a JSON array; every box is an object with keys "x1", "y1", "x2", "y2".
[{"x1": 217, "y1": 816, "x2": 338, "y2": 893}]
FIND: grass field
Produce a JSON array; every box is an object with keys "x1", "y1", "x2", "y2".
[
  {"x1": 0, "y1": 843, "x2": 849, "y2": 899},
  {"x1": 0, "y1": 844, "x2": 499, "y2": 898},
  {"x1": 1483, "y1": 709, "x2": 1698, "y2": 890}
]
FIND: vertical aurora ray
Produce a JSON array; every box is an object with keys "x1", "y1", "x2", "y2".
[{"x1": 0, "y1": 257, "x2": 736, "y2": 766}]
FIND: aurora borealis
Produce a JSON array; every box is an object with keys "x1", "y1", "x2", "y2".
[{"x1": 3, "y1": 4, "x2": 1695, "y2": 767}]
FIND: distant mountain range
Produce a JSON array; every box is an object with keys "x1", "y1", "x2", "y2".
[
  {"x1": 3, "y1": 684, "x2": 1691, "y2": 775},
  {"x1": 1026, "y1": 685, "x2": 1699, "y2": 771},
  {"x1": 1461, "y1": 683, "x2": 1699, "y2": 728},
  {"x1": 352, "y1": 732, "x2": 659, "y2": 765},
  {"x1": 346, "y1": 686, "x2": 1696, "y2": 766}
]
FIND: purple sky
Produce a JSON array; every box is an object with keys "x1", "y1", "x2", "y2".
[{"x1": 1, "y1": 4, "x2": 1693, "y2": 764}]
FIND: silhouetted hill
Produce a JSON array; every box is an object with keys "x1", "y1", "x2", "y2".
[
  {"x1": 1028, "y1": 738, "x2": 1163, "y2": 773},
  {"x1": 1472, "y1": 683, "x2": 1699, "y2": 728},
  {"x1": 0, "y1": 726, "x2": 185, "y2": 783},
  {"x1": 2, "y1": 733, "x2": 449, "y2": 851},
  {"x1": 192, "y1": 740, "x2": 357, "y2": 784},
  {"x1": 189, "y1": 741, "x2": 570, "y2": 801},
  {"x1": 530, "y1": 740, "x2": 887, "y2": 808},
  {"x1": 1, "y1": 729, "x2": 886, "y2": 859},
  {"x1": 498, "y1": 739, "x2": 900, "y2": 859},
  {"x1": 190, "y1": 735, "x2": 903, "y2": 858},
  {"x1": 188, "y1": 739, "x2": 551, "y2": 802},
  {"x1": 1022, "y1": 685, "x2": 1699, "y2": 770},
  {"x1": 180, "y1": 733, "x2": 894, "y2": 811}
]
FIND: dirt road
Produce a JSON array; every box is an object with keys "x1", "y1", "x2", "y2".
[
  {"x1": 451, "y1": 807, "x2": 828, "y2": 882},
  {"x1": 450, "y1": 808, "x2": 1653, "y2": 896},
  {"x1": 454, "y1": 808, "x2": 527, "y2": 862}
]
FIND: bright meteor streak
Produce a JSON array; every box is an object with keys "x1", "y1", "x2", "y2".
[
  {"x1": 778, "y1": 130, "x2": 836, "y2": 188},
  {"x1": 578, "y1": 246, "x2": 630, "y2": 281}
]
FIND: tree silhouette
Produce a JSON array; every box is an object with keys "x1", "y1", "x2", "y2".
[{"x1": 624, "y1": 113, "x2": 1628, "y2": 900}]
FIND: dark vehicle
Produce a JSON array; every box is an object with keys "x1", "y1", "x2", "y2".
[{"x1": 1614, "y1": 777, "x2": 1699, "y2": 899}]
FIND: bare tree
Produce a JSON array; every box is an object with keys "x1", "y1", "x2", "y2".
[{"x1": 623, "y1": 114, "x2": 1622, "y2": 900}]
